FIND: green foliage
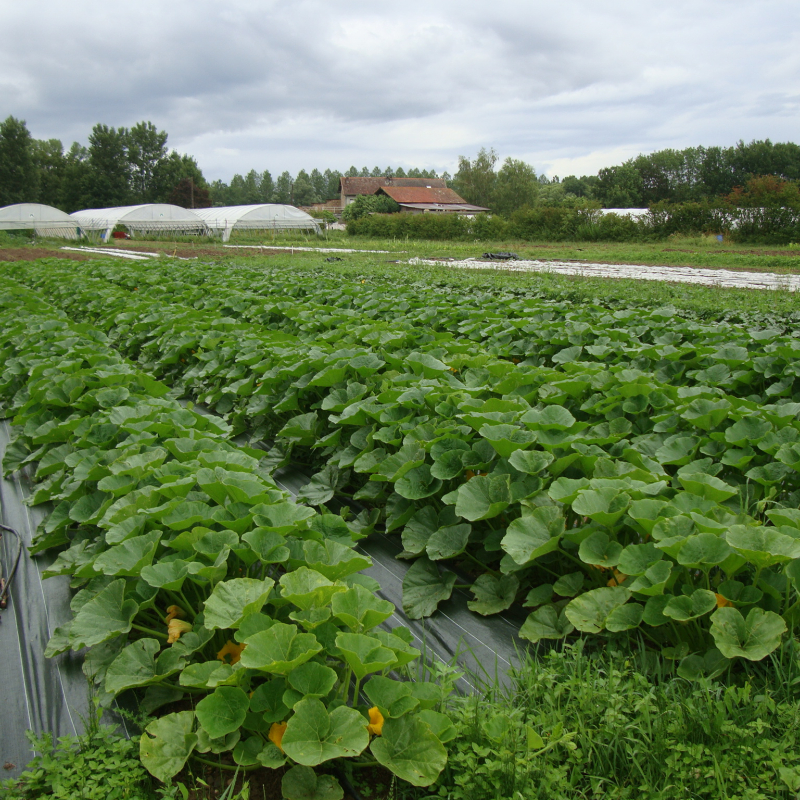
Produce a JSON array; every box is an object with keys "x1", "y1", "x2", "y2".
[
  {"x1": 1, "y1": 726, "x2": 151, "y2": 800},
  {"x1": 425, "y1": 641, "x2": 800, "y2": 800},
  {"x1": 0, "y1": 115, "x2": 38, "y2": 206},
  {"x1": 7, "y1": 257, "x2": 800, "y2": 674},
  {"x1": 0, "y1": 278, "x2": 450, "y2": 792},
  {"x1": 341, "y1": 194, "x2": 400, "y2": 221}
]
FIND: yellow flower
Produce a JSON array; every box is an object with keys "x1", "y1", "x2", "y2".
[
  {"x1": 217, "y1": 640, "x2": 246, "y2": 665},
  {"x1": 269, "y1": 721, "x2": 287, "y2": 752},
  {"x1": 167, "y1": 619, "x2": 192, "y2": 644},
  {"x1": 607, "y1": 570, "x2": 629, "y2": 588},
  {"x1": 715, "y1": 593, "x2": 733, "y2": 608},
  {"x1": 367, "y1": 706, "x2": 384, "y2": 736},
  {"x1": 165, "y1": 605, "x2": 185, "y2": 623}
]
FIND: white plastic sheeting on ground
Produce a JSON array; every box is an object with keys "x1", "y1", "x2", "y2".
[
  {"x1": 413, "y1": 257, "x2": 800, "y2": 292},
  {"x1": 69, "y1": 204, "x2": 207, "y2": 241},
  {"x1": 0, "y1": 204, "x2": 79, "y2": 239},
  {"x1": 194, "y1": 205, "x2": 320, "y2": 242}
]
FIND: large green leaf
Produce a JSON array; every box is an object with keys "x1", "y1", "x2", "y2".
[
  {"x1": 252, "y1": 501, "x2": 316, "y2": 533},
  {"x1": 364, "y1": 676, "x2": 419, "y2": 719},
  {"x1": 203, "y1": 578, "x2": 275, "y2": 630},
  {"x1": 394, "y1": 464, "x2": 443, "y2": 500},
  {"x1": 467, "y1": 574, "x2": 519, "y2": 616},
  {"x1": 521, "y1": 405, "x2": 576, "y2": 431},
  {"x1": 370, "y1": 715, "x2": 447, "y2": 787},
  {"x1": 280, "y1": 567, "x2": 346, "y2": 610},
  {"x1": 675, "y1": 533, "x2": 733, "y2": 570},
  {"x1": 69, "y1": 579, "x2": 138, "y2": 650},
  {"x1": 140, "y1": 710, "x2": 197, "y2": 782},
  {"x1": 241, "y1": 622, "x2": 322, "y2": 673},
  {"x1": 501, "y1": 506, "x2": 564, "y2": 566},
  {"x1": 453, "y1": 474, "x2": 511, "y2": 521},
  {"x1": 572, "y1": 488, "x2": 631, "y2": 527},
  {"x1": 663, "y1": 589, "x2": 717, "y2": 621},
  {"x1": 140, "y1": 559, "x2": 190, "y2": 591},
  {"x1": 426, "y1": 523, "x2": 472, "y2": 561},
  {"x1": 508, "y1": 449, "x2": 554, "y2": 475},
  {"x1": 726, "y1": 525, "x2": 800, "y2": 569},
  {"x1": 678, "y1": 473, "x2": 737, "y2": 502},
  {"x1": 479, "y1": 424, "x2": 537, "y2": 458},
  {"x1": 281, "y1": 766, "x2": 344, "y2": 800},
  {"x1": 93, "y1": 530, "x2": 162, "y2": 577},
  {"x1": 302, "y1": 540, "x2": 371, "y2": 581},
  {"x1": 105, "y1": 638, "x2": 184, "y2": 694},
  {"x1": 578, "y1": 530, "x2": 623, "y2": 568},
  {"x1": 282, "y1": 698, "x2": 369, "y2": 766},
  {"x1": 519, "y1": 605, "x2": 574, "y2": 643},
  {"x1": 287, "y1": 662, "x2": 339, "y2": 699},
  {"x1": 331, "y1": 584, "x2": 394, "y2": 631},
  {"x1": 402, "y1": 557, "x2": 457, "y2": 619},
  {"x1": 195, "y1": 686, "x2": 250, "y2": 739},
  {"x1": 335, "y1": 632, "x2": 398, "y2": 680},
  {"x1": 565, "y1": 587, "x2": 631, "y2": 633},
  {"x1": 710, "y1": 607, "x2": 787, "y2": 661}
]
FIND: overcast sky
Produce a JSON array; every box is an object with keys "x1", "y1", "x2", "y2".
[{"x1": 2, "y1": 0, "x2": 798, "y2": 182}]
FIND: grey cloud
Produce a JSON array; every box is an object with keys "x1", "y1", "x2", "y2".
[{"x1": 1, "y1": 0, "x2": 799, "y2": 179}]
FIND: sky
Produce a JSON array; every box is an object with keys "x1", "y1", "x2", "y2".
[{"x1": 2, "y1": 0, "x2": 799, "y2": 182}]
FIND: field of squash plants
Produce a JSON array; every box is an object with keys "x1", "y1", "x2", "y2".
[{"x1": 3, "y1": 255, "x2": 800, "y2": 795}]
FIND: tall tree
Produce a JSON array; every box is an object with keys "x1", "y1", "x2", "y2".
[
  {"x1": 594, "y1": 163, "x2": 643, "y2": 208},
  {"x1": 152, "y1": 151, "x2": 206, "y2": 204},
  {"x1": 310, "y1": 168, "x2": 327, "y2": 201},
  {"x1": 259, "y1": 170, "x2": 275, "y2": 203},
  {"x1": 0, "y1": 116, "x2": 38, "y2": 206},
  {"x1": 324, "y1": 169, "x2": 342, "y2": 200},
  {"x1": 292, "y1": 169, "x2": 318, "y2": 205},
  {"x1": 273, "y1": 171, "x2": 293, "y2": 204},
  {"x1": 32, "y1": 138, "x2": 66, "y2": 208},
  {"x1": 452, "y1": 147, "x2": 498, "y2": 209},
  {"x1": 61, "y1": 143, "x2": 91, "y2": 212},
  {"x1": 493, "y1": 157, "x2": 538, "y2": 214},
  {"x1": 85, "y1": 124, "x2": 131, "y2": 208},
  {"x1": 242, "y1": 170, "x2": 262, "y2": 204},
  {"x1": 127, "y1": 121, "x2": 168, "y2": 202}
]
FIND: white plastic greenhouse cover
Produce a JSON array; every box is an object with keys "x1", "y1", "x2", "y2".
[
  {"x1": 0, "y1": 203, "x2": 79, "y2": 239},
  {"x1": 193, "y1": 204, "x2": 320, "y2": 241},
  {"x1": 69, "y1": 204, "x2": 207, "y2": 240}
]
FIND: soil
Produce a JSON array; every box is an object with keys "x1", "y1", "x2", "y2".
[
  {"x1": 0, "y1": 247, "x2": 90, "y2": 262},
  {"x1": 104, "y1": 243, "x2": 309, "y2": 258},
  {"x1": 173, "y1": 760, "x2": 393, "y2": 800}
]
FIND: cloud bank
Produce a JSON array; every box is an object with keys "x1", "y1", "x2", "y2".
[{"x1": 2, "y1": 0, "x2": 799, "y2": 179}]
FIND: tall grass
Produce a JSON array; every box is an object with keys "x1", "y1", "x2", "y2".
[{"x1": 423, "y1": 639, "x2": 800, "y2": 800}]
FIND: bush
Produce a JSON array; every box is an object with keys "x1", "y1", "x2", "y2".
[
  {"x1": 341, "y1": 194, "x2": 400, "y2": 221},
  {"x1": 346, "y1": 200, "x2": 800, "y2": 245}
]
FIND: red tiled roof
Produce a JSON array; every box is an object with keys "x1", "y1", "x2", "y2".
[
  {"x1": 340, "y1": 177, "x2": 387, "y2": 196},
  {"x1": 380, "y1": 186, "x2": 468, "y2": 204}
]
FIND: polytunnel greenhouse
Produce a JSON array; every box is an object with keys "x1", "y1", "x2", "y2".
[
  {"x1": 193, "y1": 204, "x2": 320, "y2": 241},
  {"x1": 0, "y1": 203, "x2": 80, "y2": 239},
  {"x1": 69, "y1": 204, "x2": 207, "y2": 240}
]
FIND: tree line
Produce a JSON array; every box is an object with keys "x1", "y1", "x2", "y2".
[
  {"x1": 450, "y1": 141, "x2": 800, "y2": 212},
  {"x1": 3, "y1": 113, "x2": 799, "y2": 214},
  {"x1": 0, "y1": 116, "x2": 208, "y2": 212},
  {"x1": 209, "y1": 165, "x2": 443, "y2": 207}
]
